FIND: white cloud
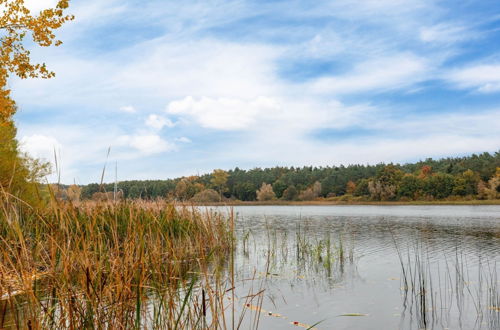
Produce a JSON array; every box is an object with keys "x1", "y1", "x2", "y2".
[
  {"x1": 419, "y1": 24, "x2": 470, "y2": 44},
  {"x1": 24, "y1": 0, "x2": 58, "y2": 13},
  {"x1": 145, "y1": 114, "x2": 175, "y2": 130},
  {"x1": 446, "y1": 64, "x2": 500, "y2": 93},
  {"x1": 120, "y1": 134, "x2": 174, "y2": 155},
  {"x1": 17, "y1": 124, "x2": 180, "y2": 183},
  {"x1": 205, "y1": 108, "x2": 500, "y2": 169},
  {"x1": 309, "y1": 54, "x2": 430, "y2": 95},
  {"x1": 111, "y1": 40, "x2": 282, "y2": 101},
  {"x1": 20, "y1": 134, "x2": 61, "y2": 162},
  {"x1": 175, "y1": 137, "x2": 191, "y2": 143},
  {"x1": 120, "y1": 105, "x2": 136, "y2": 113},
  {"x1": 12, "y1": 39, "x2": 283, "y2": 111},
  {"x1": 10, "y1": 0, "x2": 500, "y2": 183},
  {"x1": 167, "y1": 96, "x2": 281, "y2": 130}
]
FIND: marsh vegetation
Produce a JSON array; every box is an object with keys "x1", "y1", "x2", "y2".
[{"x1": 0, "y1": 197, "x2": 234, "y2": 328}]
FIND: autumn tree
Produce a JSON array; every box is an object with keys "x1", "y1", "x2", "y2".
[
  {"x1": 345, "y1": 181, "x2": 356, "y2": 194},
  {"x1": 66, "y1": 184, "x2": 81, "y2": 202},
  {"x1": 418, "y1": 165, "x2": 433, "y2": 179},
  {"x1": 211, "y1": 169, "x2": 228, "y2": 199},
  {"x1": 298, "y1": 181, "x2": 322, "y2": 201},
  {"x1": 49, "y1": 184, "x2": 66, "y2": 201},
  {"x1": 256, "y1": 182, "x2": 276, "y2": 201},
  {"x1": 482, "y1": 167, "x2": 500, "y2": 199},
  {"x1": 0, "y1": 0, "x2": 73, "y2": 202},
  {"x1": 174, "y1": 179, "x2": 190, "y2": 201},
  {"x1": 368, "y1": 165, "x2": 403, "y2": 200}
]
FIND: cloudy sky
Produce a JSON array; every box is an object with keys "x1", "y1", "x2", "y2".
[{"x1": 13, "y1": 0, "x2": 500, "y2": 184}]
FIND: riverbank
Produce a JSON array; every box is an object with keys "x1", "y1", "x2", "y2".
[{"x1": 190, "y1": 199, "x2": 500, "y2": 206}]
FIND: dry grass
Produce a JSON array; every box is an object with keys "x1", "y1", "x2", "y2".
[{"x1": 0, "y1": 195, "x2": 236, "y2": 329}]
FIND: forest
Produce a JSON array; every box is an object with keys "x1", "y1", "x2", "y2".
[{"x1": 69, "y1": 151, "x2": 500, "y2": 202}]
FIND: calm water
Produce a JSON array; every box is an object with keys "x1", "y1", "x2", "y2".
[{"x1": 217, "y1": 205, "x2": 500, "y2": 330}]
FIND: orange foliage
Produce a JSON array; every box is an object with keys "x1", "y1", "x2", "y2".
[
  {"x1": 346, "y1": 180, "x2": 356, "y2": 194},
  {"x1": 0, "y1": 0, "x2": 74, "y2": 121},
  {"x1": 0, "y1": 0, "x2": 72, "y2": 201},
  {"x1": 418, "y1": 165, "x2": 433, "y2": 179}
]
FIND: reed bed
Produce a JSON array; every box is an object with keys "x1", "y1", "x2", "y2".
[
  {"x1": 394, "y1": 238, "x2": 500, "y2": 330},
  {"x1": 0, "y1": 195, "x2": 235, "y2": 329}
]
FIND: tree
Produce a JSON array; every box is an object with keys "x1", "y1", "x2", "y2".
[
  {"x1": 482, "y1": 167, "x2": 500, "y2": 199},
  {"x1": 256, "y1": 183, "x2": 276, "y2": 201},
  {"x1": 353, "y1": 179, "x2": 370, "y2": 197},
  {"x1": 419, "y1": 165, "x2": 433, "y2": 179},
  {"x1": 398, "y1": 174, "x2": 420, "y2": 199},
  {"x1": 66, "y1": 184, "x2": 81, "y2": 202},
  {"x1": 298, "y1": 181, "x2": 322, "y2": 201},
  {"x1": 272, "y1": 179, "x2": 287, "y2": 199},
  {"x1": 368, "y1": 165, "x2": 403, "y2": 200},
  {"x1": 234, "y1": 181, "x2": 256, "y2": 201},
  {"x1": 0, "y1": 122, "x2": 50, "y2": 204},
  {"x1": 321, "y1": 174, "x2": 348, "y2": 196},
  {"x1": 0, "y1": 0, "x2": 73, "y2": 203},
  {"x1": 282, "y1": 185, "x2": 298, "y2": 200},
  {"x1": 211, "y1": 169, "x2": 228, "y2": 199},
  {"x1": 368, "y1": 180, "x2": 396, "y2": 200},
  {"x1": 453, "y1": 169, "x2": 480, "y2": 196},
  {"x1": 422, "y1": 173, "x2": 455, "y2": 199},
  {"x1": 477, "y1": 180, "x2": 488, "y2": 199},
  {"x1": 49, "y1": 184, "x2": 67, "y2": 201},
  {"x1": 346, "y1": 181, "x2": 356, "y2": 194},
  {"x1": 174, "y1": 179, "x2": 190, "y2": 201}
]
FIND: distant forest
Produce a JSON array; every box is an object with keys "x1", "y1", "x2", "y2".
[{"x1": 68, "y1": 151, "x2": 500, "y2": 202}]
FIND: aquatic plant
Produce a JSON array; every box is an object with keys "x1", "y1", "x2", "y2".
[{"x1": 0, "y1": 193, "x2": 239, "y2": 328}]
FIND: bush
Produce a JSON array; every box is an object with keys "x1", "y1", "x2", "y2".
[
  {"x1": 256, "y1": 183, "x2": 276, "y2": 201},
  {"x1": 191, "y1": 189, "x2": 221, "y2": 203}
]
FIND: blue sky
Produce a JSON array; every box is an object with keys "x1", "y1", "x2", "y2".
[{"x1": 12, "y1": 0, "x2": 500, "y2": 184}]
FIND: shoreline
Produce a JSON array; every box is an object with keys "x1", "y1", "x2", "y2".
[{"x1": 189, "y1": 199, "x2": 500, "y2": 206}]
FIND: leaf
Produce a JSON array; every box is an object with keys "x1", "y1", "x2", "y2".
[{"x1": 291, "y1": 321, "x2": 317, "y2": 329}]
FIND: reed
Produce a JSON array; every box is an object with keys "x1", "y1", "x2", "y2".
[
  {"x1": 394, "y1": 237, "x2": 500, "y2": 330},
  {"x1": 0, "y1": 193, "x2": 234, "y2": 329}
]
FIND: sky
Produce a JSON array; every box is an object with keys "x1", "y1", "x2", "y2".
[{"x1": 11, "y1": 0, "x2": 500, "y2": 184}]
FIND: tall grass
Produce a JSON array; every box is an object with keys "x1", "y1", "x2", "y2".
[{"x1": 0, "y1": 194, "x2": 234, "y2": 329}]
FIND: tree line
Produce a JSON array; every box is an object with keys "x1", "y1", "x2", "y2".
[{"x1": 64, "y1": 151, "x2": 500, "y2": 202}]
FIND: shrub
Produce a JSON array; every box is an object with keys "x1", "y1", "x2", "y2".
[
  {"x1": 191, "y1": 189, "x2": 221, "y2": 203},
  {"x1": 256, "y1": 183, "x2": 276, "y2": 201}
]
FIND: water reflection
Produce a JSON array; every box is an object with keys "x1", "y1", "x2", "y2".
[{"x1": 224, "y1": 205, "x2": 500, "y2": 330}]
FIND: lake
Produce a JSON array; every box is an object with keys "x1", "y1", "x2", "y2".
[{"x1": 215, "y1": 205, "x2": 500, "y2": 330}]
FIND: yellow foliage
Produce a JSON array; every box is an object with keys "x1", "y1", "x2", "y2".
[
  {"x1": 0, "y1": 0, "x2": 73, "y2": 119},
  {"x1": 0, "y1": 0, "x2": 72, "y2": 202}
]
